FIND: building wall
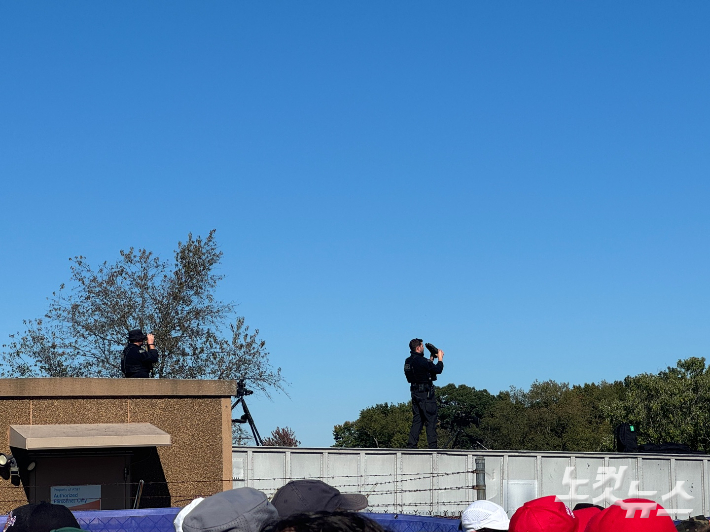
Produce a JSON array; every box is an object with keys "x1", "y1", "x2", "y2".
[{"x1": 0, "y1": 378, "x2": 235, "y2": 513}]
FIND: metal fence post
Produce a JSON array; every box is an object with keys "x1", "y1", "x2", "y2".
[{"x1": 474, "y1": 456, "x2": 486, "y2": 500}]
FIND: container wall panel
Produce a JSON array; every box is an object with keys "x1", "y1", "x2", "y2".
[
  {"x1": 290, "y1": 453, "x2": 323, "y2": 482},
  {"x1": 252, "y1": 451, "x2": 285, "y2": 494},
  {"x1": 605, "y1": 457, "x2": 638, "y2": 506},
  {"x1": 400, "y1": 453, "x2": 434, "y2": 514},
  {"x1": 670, "y1": 459, "x2": 704, "y2": 518},
  {"x1": 571, "y1": 457, "x2": 605, "y2": 507},
  {"x1": 507, "y1": 456, "x2": 537, "y2": 481},
  {"x1": 328, "y1": 453, "x2": 362, "y2": 494},
  {"x1": 436, "y1": 453, "x2": 471, "y2": 516},
  {"x1": 483, "y1": 455, "x2": 504, "y2": 506},
  {"x1": 540, "y1": 457, "x2": 571, "y2": 505},
  {"x1": 642, "y1": 459, "x2": 672, "y2": 508},
  {"x1": 364, "y1": 453, "x2": 398, "y2": 513}
]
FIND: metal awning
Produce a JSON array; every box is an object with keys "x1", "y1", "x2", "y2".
[{"x1": 10, "y1": 423, "x2": 171, "y2": 450}]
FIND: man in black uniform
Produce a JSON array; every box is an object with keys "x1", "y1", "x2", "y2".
[
  {"x1": 121, "y1": 329, "x2": 159, "y2": 378},
  {"x1": 404, "y1": 338, "x2": 444, "y2": 449}
]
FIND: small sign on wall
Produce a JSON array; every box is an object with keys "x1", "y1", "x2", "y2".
[{"x1": 51, "y1": 485, "x2": 101, "y2": 510}]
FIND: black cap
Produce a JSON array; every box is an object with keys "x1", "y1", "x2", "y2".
[
  {"x1": 271, "y1": 480, "x2": 368, "y2": 518},
  {"x1": 127, "y1": 329, "x2": 147, "y2": 341},
  {"x1": 5, "y1": 502, "x2": 81, "y2": 532}
]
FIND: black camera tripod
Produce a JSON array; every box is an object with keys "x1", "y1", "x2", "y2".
[{"x1": 231, "y1": 379, "x2": 263, "y2": 446}]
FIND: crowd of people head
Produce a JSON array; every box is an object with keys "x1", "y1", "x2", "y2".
[
  {"x1": 174, "y1": 479, "x2": 371, "y2": 532},
  {"x1": 1, "y1": 480, "x2": 707, "y2": 532}
]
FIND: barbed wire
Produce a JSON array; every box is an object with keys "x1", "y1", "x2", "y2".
[
  {"x1": 240, "y1": 470, "x2": 475, "y2": 479},
  {"x1": 241, "y1": 469, "x2": 476, "y2": 480},
  {"x1": 0, "y1": 466, "x2": 480, "y2": 493},
  {"x1": 0, "y1": 479, "x2": 478, "y2": 493},
  {"x1": 238, "y1": 470, "x2": 478, "y2": 491},
  {"x1": 0, "y1": 470, "x2": 474, "y2": 488}
]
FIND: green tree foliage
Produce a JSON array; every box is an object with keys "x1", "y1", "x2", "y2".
[
  {"x1": 482, "y1": 381, "x2": 622, "y2": 452},
  {"x1": 436, "y1": 384, "x2": 496, "y2": 449},
  {"x1": 1, "y1": 231, "x2": 283, "y2": 393},
  {"x1": 606, "y1": 357, "x2": 710, "y2": 452},
  {"x1": 333, "y1": 402, "x2": 414, "y2": 448}
]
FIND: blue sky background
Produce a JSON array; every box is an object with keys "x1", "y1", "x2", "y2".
[{"x1": 2, "y1": 2, "x2": 709, "y2": 447}]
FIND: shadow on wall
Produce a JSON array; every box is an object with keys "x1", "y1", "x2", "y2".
[{"x1": 129, "y1": 447, "x2": 170, "y2": 509}]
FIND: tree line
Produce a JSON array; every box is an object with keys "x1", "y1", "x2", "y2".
[{"x1": 333, "y1": 357, "x2": 710, "y2": 453}]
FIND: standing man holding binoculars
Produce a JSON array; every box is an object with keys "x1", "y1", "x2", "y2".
[
  {"x1": 403, "y1": 339, "x2": 444, "y2": 449},
  {"x1": 121, "y1": 329, "x2": 158, "y2": 378}
]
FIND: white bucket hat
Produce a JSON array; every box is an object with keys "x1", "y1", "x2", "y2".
[{"x1": 461, "y1": 500, "x2": 510, "y2": 531}]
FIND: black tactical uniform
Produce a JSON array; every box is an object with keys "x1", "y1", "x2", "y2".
[
  {"x1": 121, "y1": 329, "x2": 158, "y2": 378},
  {"x1": 404, "y1": 349, "x2": 444, "y2": 448}
]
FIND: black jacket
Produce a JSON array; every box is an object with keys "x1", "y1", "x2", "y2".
[
  {"x1": 404, "y1": 350, "x2": 444, "y2": 385},
  {"x1": 121, "y1": 343, "x2": 158, "y2": 378}
]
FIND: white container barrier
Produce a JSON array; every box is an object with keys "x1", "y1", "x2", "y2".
[{"x1": 232, "y1": 447, "x2": 708, "y2": 519}]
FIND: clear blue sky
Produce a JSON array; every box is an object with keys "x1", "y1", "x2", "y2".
[{"x1": 2, "y1": 2, "x2": 709, "y2": 447}]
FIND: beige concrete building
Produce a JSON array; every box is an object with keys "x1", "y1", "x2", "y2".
[{"x1": 0, "y1": 378, "x2": 235, "y2": 512}]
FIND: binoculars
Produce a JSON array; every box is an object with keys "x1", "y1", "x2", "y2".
[{"x1": 425, "y1": 343, "x2": 440, "y2": 357}]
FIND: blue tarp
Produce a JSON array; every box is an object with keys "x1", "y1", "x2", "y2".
[
  {"x1": 0, "y1": 508, "x2": 460, "y2": 532},
  {"x1": 364, "y1": 513, "x2": 459, "y2": 532}
]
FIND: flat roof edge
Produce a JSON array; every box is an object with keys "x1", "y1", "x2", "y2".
[{"x1": 0, "y1": 378, "x2": 237, "y2": 398}]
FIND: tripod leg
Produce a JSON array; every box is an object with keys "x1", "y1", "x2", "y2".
[
  {"x1": 248, "y1": 416, "x2": 263, "y2": 446},
  {"x1": 240, "y1": 398, "x2": 263, "y2": 446},
  {"x1": 231, "y1": 397, "x2": 243, "y2": 411}
]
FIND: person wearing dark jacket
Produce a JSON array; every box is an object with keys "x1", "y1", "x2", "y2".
[
  {"x1": 121, "y1": 329, "x2": 158, "y2": 378},
  {"x1": 403, "y1": 338, "x2": 444, "y2": 448}
]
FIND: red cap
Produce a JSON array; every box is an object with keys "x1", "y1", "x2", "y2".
[
  {"x1": 571, "y1": 507, "x2": 601, "y2": 531},
  {"x1": 583, "y1": 499, "x2": 677, "y2": 532},
  {"x1": 510, "y1": 496, "x2": 577, "y2": 532}
]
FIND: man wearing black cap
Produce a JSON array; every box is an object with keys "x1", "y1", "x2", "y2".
[
  {"x1": 121, "y1": 329, "x2": 158, "y2": 378},
  {"x1": 4, "y1": 501, "x2": 82, "y2": 532},
  {"x1": 404, "y1": 338, "x2": 444, "y2": 449},
  {"x1": 271, "y1": 479, "x2": 368, "y2": 518}
]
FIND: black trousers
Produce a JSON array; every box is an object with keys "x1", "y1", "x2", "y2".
[{"x1": 407, "y1": 387, "x2": 438, "y2": 448}]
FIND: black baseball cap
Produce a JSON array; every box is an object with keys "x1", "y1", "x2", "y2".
[
  {"x1": 5, "y1": 502, "x2": 80, "y2": 532},
  {"x1": 271, "y1": 480, "x2": 368, "y2": 518}
]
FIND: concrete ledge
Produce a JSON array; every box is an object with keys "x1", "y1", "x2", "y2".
[
  {"x1": 10, "y1": 423, "x2": 171, "y2": 449},
  {"x1": 0, "y1": 378, "x2": 237, "y2": 398}
]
